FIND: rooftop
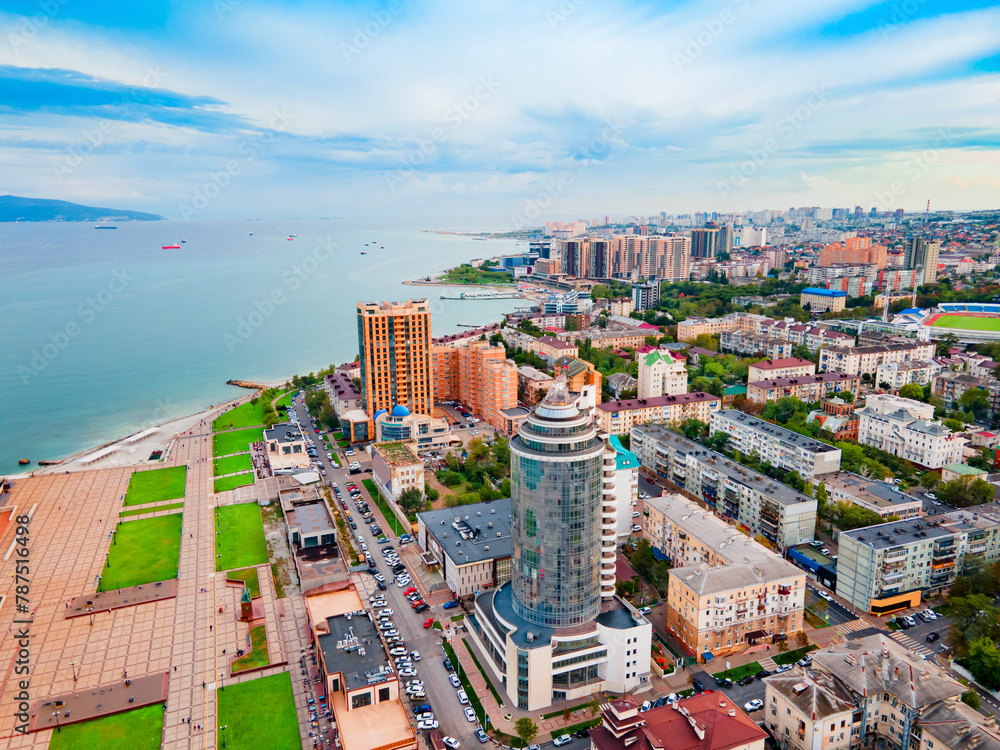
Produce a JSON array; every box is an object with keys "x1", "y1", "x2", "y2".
[
  {"x1": 597, "y1": 392, "x2": 721, "y2": 414},
  {"x1": 750, "y1": 357, "x2": 815, "y2": 370},
  {"x1": 802, "y1": 287, "x2": 848, "y2": 298},
  {"x1": 517, "y1": 365, "x2": 553, "y2": 383},
  {"x1": 371, "y1": 441, "x2": 421, "y2": 468},
  {"x1": 748, "y1": 372, "x2": 858, "y2": 388},
  {"x1": 763, "y1": 666, "x2": 858, "y2": 720},
  {"x1": 671, "y1": 557, "x2": 804, "y2": 596},
  {"x1": 418, "y1": 497, "x2": 512, "y2": 566},
  {"x1": 264, "y1": 422, "x2": 303, "y2": 444},
  {"x1": 537, "y1": 336, "x2": 576, "y2": 350},
  {"x1": 943, "y1": 463, "x2": 987, "y2": 476},
  {"x1": 317, "y1": 610, "x2": 393, "y2": 692},
  {"x1": 821, "y1": 472, "x2": 922, "y2": 509},
  {"x1": 712, "y1": 410, "x2": 840, "y2": 454}
]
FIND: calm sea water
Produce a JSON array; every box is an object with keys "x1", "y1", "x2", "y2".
[{"x1": 0, "y1": 219, "x2": 525, "y2": 474}]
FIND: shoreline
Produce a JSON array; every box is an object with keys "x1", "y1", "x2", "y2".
[{"x1": 6, "y1": 378, "x2": 290, "y2": 479}]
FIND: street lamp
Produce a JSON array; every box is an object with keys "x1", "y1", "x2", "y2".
[
  {"x1": 88, "y1": 608, "x2": 94, "y2": 626},
  {"x1": 70, "y1": 661, "x2": 77, "y2": 683},
  {"x1": 220, "y1": 724, "x2": 228, "y2": 748},
  {"x1": 52, "y1": 711, "x2": 61, "y2": 733}
]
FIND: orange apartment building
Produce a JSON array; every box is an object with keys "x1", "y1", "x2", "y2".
[
  {"x1": 818, "y1": 236, "x2": 888, "y2": 269},
  {"x1": 357, "y1": 299, "x2": 433, "y2": 416},
  {"x1": 431, "y1": 340, "x2": 517, "y2": 430}
]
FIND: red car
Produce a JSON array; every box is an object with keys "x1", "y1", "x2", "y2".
[
  {"x1": 411, "y1": 599, "x2": 425, "y2": 609},
  {"x1": 404, "y1": 587, "x2": 417, "y2": 596},
  {"x1": 424, "y1": 618, "x2": 435, "y2": 628}
]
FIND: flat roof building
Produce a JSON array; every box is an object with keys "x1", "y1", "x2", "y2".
[
  {"x1": 596, "y1": 392, "x2": 721, "y2": 435},
  {"x1": 264, "y1": 422, "x2": 310, "y2": 471},
  {"x1": 801, "y1": 287, "x2": 847, "y2": 313},
  {"x1": 710, "y1": 410, "x2": 841, "y2": 480},
  {"x1": 357, "y1": 299, "x2": 433, "y2": 418},
  {"x1": 747, "y1": 372, "x2": 861, "y2": 405}
]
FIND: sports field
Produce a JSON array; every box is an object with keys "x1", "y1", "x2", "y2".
[{"x1": 927, "y1": 314, "x2": 1000, "y2": 331}]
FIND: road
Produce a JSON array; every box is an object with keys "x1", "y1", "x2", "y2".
[
  {"x1": 689, "y1": 669, "x2": 767, "y2": 717},
  {"x1": 291, "y1": 394, "x2": 487, "y2": 749},
  {"x1": 804, "y1": 585, "x2": 857, "y2": 627}
]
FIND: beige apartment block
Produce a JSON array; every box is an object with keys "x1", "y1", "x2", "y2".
[
  {"x1": 637, "y1": 350, "x2": 688, "y2": 399},
  {"x1": 595, "y1": 392, "x2": 721, "y2": 435},
  {"x1": 818, "y1": 342, "x2": 936, "y2": 377},
  {"x1": 747, "y1": 357, "x2": 816, "y2": 383},
  {"x1": 432, "y1": 340, "x2": 517, "y2": 430}
]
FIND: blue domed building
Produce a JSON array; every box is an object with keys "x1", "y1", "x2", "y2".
[{"x1": 373, "y1": 404, "x2": 453, "y2": 452}]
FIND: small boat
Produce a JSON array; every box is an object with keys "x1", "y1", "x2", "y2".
[
  {"x1": 180, "y1": 239, "x2": 187, "y2": 243},
  {"x1": 360, "y1": 251, "x2": 367, "y2": 255},
  {"x1": 162, "y1": 244, "x2": 180, "y2": 249},
  {"x1": 18, "y1": 458, "x2": 29, "y2": 465},
  {"x1": 287, "y1": 237, "x2": 294, "y2": 241},
  {"x1": 94, "y1": 225, "x2": 117, "y2": 229},
  {"x1": 249, "y1": 232, "x2": 253, "y2": 235}
]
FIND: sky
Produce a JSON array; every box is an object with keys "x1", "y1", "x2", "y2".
[{"x1": 1, "y1": 0, "x2": 999, "y2": 224}]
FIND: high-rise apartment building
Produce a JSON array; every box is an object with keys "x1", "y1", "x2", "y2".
[
  {"x1": 905, "y1": 236, "x2": 940, "y2": 284},
  {"x1": 648, "y1": 235, "x2": 691, "y2": 281},
  {"x1": 631, "y1": 280, "x2": 660, "y2": 312},
  {"x1": 430, "y1": 340, "x2": 517, "y2": 431},
  {"x1": 817, "y1": 236, "x2": 888, "y2": 268},
  {"x1": 357, "y1": 299, "x2": 432, "y2": 416},
  {"x1": 468, "y1": 376, "x2": 653, "y2": 709},
  {"x1": 691, "y1": 226, "x2": 720, "y2": 259},
  {"x1": 637, "y1": 350, "x2": 688, "y2": 399}
]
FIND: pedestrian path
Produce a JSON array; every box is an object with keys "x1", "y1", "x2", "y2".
[
  {"x1": 888, "y1": 631, "x2": 935, "y2": 658},
  {"x1": 836, "y1": 618, "x2": 873, "y2": 635},
  {"x1": 758, "y1": 656, "x2": 778, "y2": 672}
]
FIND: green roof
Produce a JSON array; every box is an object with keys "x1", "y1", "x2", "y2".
[
  {"x1": 642, "y1": 350, "x2": 673, "y2": 366},
  {"x1": 943, "y1": 463, "x2": 986, "y2": 476},
  {"x1": 609, "y1": 435, "x2": 640, "y2": 470},
  {"x1": 724, "y1": 385, "x2": 747, "y2": 396}
]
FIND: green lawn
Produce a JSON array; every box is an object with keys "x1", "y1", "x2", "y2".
[
  {"x1": 215, "y1": 504, "x2": 269, "y2": 571},
  {"x1": 804, "y1": 609, "x2": 832, "y2": 629},
  {"x1": 227, "y1": 567, "x2": 261, "y2": 597},
  {"x1": 119, "y1": 502, "x2": 183, "y2": 518},
  {"x1": 213, "y1": 399, "x2": 268, "y2": 430},
  {"x1": 48, "y1": 704, "x2": 163, "y2": 750},
  {"x1": 773, "y1": 644, "x2": 819, "y2": 666},
  {"x1": 99, "y1": 514, "x2": 182, "y2": 591},
  {"x1": 929, "y1": 314, "x2": 1000, "y2": 331},
  {"x1": 212, "y1": 427, "x2": 263, "y2": 457},
  {"x1": 273, "y1": 391, "x2": 293, "y2": 410},
  {"x1": 363, "y1": 479, "x2": 407, "y2": 536},
  {"x1": 713, "y1": 661, "x2": 762, "y2": 682},
  {"x1": 214, "y1": 453, "x2": 253, "y2": 476},
  {"x1": 232, "y1": 625, "x2": 270, "y2": 672},
  {"x1": 214, "y1": 472, "x2": 255, "y2": 493},
  {"x1": 217, "y1": 672, "x2": 300, "y2": 750},
  {"x1": 123, "y1": 466, "x2": 186, "y2": 506}
]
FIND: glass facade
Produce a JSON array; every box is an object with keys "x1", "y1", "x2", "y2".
[{"x1": 510, "y1": 376, "x2": 604, "y2": 628}]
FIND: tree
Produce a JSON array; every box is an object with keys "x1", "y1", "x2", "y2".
[
  {"x1": 691, "y1": 333, "x2": 719, "y2": 352},
  {"x1": 838, "y1": 390, "x2": 855, "y2": 403},
  {"x1": 795, "y1": 631, "x2": 809, "y2": 649},
  {"x1": 424, "y1": 483, "x2": 440, "y2": 503},
  {"x1": 398, "y1": 487, "x2": 424, "y2": 514},
  {"x1": 514, "y1": 718, "x2": 538, "y2": 745},
  {"x1": 680, "y1": 418, "x2": 707, "y2": 440},
  {"x1": 960, "y1": 388, "x2": 991, "y2": 421},
  {"x1": 937, "y1": 476, "x2": 995, "y2": 508},
  {"x1": 961, "y1": 690, "x2": 981, "y2": 710},
  {"x1": 966, "y1": 637, "x2": 1000, "y2": 690},
  {"x1": 899, "y1": 383, "x2": 924, "y2": 402}
]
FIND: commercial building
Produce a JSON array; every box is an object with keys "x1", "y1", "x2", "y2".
[
  {"x1": 818, "y1": 342, "x2": 937, "y2": 378},
  {"x1": 836, "y1": 508, "x2": 1000, "y2": 613},
  {"x1": 264, "y1": 423, "x2": 310, "y2": 471},
  {"x1": 596, "y1": 392, "x2": 722, "y2": 435},
  {"x1": 710, "y1": 411, "x2": 842, "y2": 480},
  {"x1": 764, "y1": 634, "x2": 965, "y2": 750},
  {"x1": 281, "y1": 485, "x2": 340, "y2": 561},
  {"x1": 373, "y1": 406, "x2": 453, "y2": 452},
  {"x1": 416, "y1": 498, "x2": 512, "y2": 597},
  {"x1": 748, "y1": 358, "x2": 816, "y2": 383},
  {"x1": 632, "y1": 281, "x2": 661, "y2": 312},
  {"x1": 800, "y1": 288, "x2": 848, "y2": 313},
  {"x1": 630, "y1": 425, "x2": 817, "y2": 549},
  {"x1": 874, "y1": 359, "x2": 942, "y2": 390},
  {"x1": 370, "y1": 441, "x2": 424, "y2": 505},
  {"x1": 357, "y1": 299, "x2": 432, "y2": 417},
  {"x1": 468, "y1": 376, "x2": 653, "y2": 710},
  {"x1": 820, "y1": 472, "x2": 923, "y2": 520},
  {"x1": 857, "y1": 395, "x2": 965, "y2": 469},
  {"x1": 306, "y1": 583, "x2": 417, "y2": 750},
  {"x1": 720, "y1": 331, "x2": 794, "y2": 360},
  {"x1": 637, "y1": 349, "x2": 688, "y2": 399},
  {"x1": 589, "y1": 693, "x2": 766, "y2": 750},
  {"x1": 430, "y1": 339, "x2": 518, "y2": 432},
  {"x1": 747, "y1": 373, "x2": 861, "y2": 405}
]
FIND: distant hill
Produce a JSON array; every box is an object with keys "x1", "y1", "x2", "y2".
[{"x1": 0, "y1": 195, "x2": 165, "y2": 222}]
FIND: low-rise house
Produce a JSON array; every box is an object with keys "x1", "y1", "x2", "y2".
[{"x1": 820, "y1": 472, "x2": 923, "y2": 520}]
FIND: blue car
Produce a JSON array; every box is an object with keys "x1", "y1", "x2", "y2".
[{"x1": 443, "y1": 600, "x2": 460, "y2": 610}]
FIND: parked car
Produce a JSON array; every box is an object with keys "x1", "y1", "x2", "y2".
[
  {"x1": 553, "y1": 736, "x2": 573, "y2": 747},
  {"x1": 424, "y1": 618, "x2": 435, "y2": 628},
  {"x1": 744, "y1": 699, "x2": 764, "y2": 712},
  {"x1": 449, "y1": 674, "x2": 461, "y2": 687},
  {"x1": 926, "y1": 632, "x2": 940, "y2": 643},
  {"x1": 458, "y1": 689, "x2": 469, "y2": 704},
  {"x1": 817, "y1": 591, "x2": 833, "y2": 602},
  {"x1": 443, "y1": 738, "x2": 460, "y2": 749},
  {"x1": 737, "y1": 675, "x2": 754, "y2": 686},
  {"x1": 692, "y1": 678, "x2": 705, "y2": 693},
  {"x1": 443, "y1": 600, "x2": 460, "y2": 610},
  {"x1": 464, "y1": 707, "x2": 476, "y2": 722},
  {"x1": 475, "y1": 728, "x2": 488, "y2": 743}
]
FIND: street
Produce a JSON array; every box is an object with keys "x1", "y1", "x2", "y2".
[{"x1": 804, "y1": 585, "x2": 857, "y2": 628}]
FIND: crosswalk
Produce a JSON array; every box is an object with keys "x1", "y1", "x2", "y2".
[
  {"x1": 887, "y1": 630, "x2": 935, "y2": 658},
  {"x1": 835, "y1": 618, "x2": 871, "y2": 635}
]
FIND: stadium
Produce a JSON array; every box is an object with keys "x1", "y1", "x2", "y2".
[{"x1": 921, "y1": 302, "x2": 1000, "y2": 343}]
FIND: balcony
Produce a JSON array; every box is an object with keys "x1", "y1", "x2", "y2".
[{"x1": 777, "y1": 586, "x2": 791, "y2": 596}]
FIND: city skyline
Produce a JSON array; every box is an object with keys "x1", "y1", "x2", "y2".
[{"x1": 0, "y1": 1, "x2": 998, "y2": 221}]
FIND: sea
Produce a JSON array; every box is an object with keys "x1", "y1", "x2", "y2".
[{"x1": 0, "y1": 218, "x2": 527, "y2": 475}]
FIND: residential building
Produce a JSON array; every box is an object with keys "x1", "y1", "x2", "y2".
[
  {"x1": 710, "y1": 411, "x2": 842, "y2": 480},
  {"x1": 875, "y1": 359, "x2": 942, "y2": 390},
  {"x1": 748, "y1": 373, "x2": 861, "y2": 405},
  {"x1": 748, "y1": 358, "x2": 816, "y2": 383},
  {"x1": 805, "y1": 398, "x2": 859, "y2": 441},
  {"x1": 637, "y1": 349, "x2": 688, "y2": 399},
  {"x1": 906, "y1": 236, "x2": 941, "y2": 284},
  {"x1": 607, "y1": 372, "x2": 637, "y2": 399},
  {"x1": 632, "y1": 280, "x2": 660, "y2": 312},
  {"x1": 554, "y1": 355, "x2": 603, "y2": 400},
  {"x1": 374, "y1": 405, "x2": 453, "y2": 452},
  {"x1": 589, "y1": 693, "x2": 766, "y2": 750},
  {"x1": 431, "y1": 339, "x2": 518, "y2": 431},
  {"x1": 609, "y1": 297, "x2": 633, "y2": 316},
  {"x1": 649, "y1": 235, "x2": 691, "y2": 281},
  {"x1": 370, "y1": 441, "x2": 424, "y2": 506},
  {"x1": 536, "y1": 335, "x2": 579, "y2": 361},
  {"x1": 692, "y1": 226, "x2": 721, "y2": 259},
  {"x1": 630, "y1": 425, "x2": 817, "y2": 549},
  {"x1": 720, "y1": 331, "x2": 794, "y2": 360},
  {"x1": 431, "y1": 322, "x2": 503, "y2": 348},
  {"x1": 305, "y1": 583, "x2": 417, "y2": 750},
  {"x1": 826, "y1": 275, "x2": 874, "y2": 298},
  {"x1": 820, "y1": 472, "x2": 923, "y2": 520},
  {"x1": 801, "y1": 287, "x2": 847, "y2": 313},
  {"x1": 582, "y1": 329, "x2": 649, "y2": 350},
  {"x1": 596, "y1": 392, "x2": 721, "y2": 435},
  {"x1": 764, "y1": 635, "x2": 965, "y2": 750},
  {"x1": 264, "y1": 422, "x2": 310, "y2": 471},
  {"x1": 968, "y1": 357, "x2": 1000, "y2": 380},
  {"x1": 836, "y1": 508, "x2": 1000, "y2": 613},
  {"x1": 357, "y1": 299, "x2": 432, "y2": 417},
  {"x1": 758, "y1": 320, "x2": 856, "y2": 351},
  {"x1": 417, "y1": 497, "x2": 512, "y2": 597},
  {"x1": 325, "y1": 370, "x2": 363, "y2": 419},
  {"x1": 857, "y1": 395, "x2": 965, "y2": 469},
  {"x1": 817, "y1": 236, "x2": 888, "y2": 268},
  {"x1": 818, "y1": 342, "x2": 937, "y2": 377},
  {"x1": 933, "y1": 371, "x2": 1000, "y2": 415},
  {"x1": 940, "y1": 463, "x2": 988, "y2": 483},
  {"x1": 677, "y1": 316, "x2": 734, "y2": 342},
  {"x1": 609, "y1": 435, "x2": 641, "y2": 539},
  {"x1": 468, "y1": 375, "x2": 653, "y2": 710},
  {"x1": 517, "y1": 365, "x2": 554, "y2": 404},
  {"x1": 498, "y1": 406, "x2": 530, "y2": 438}
]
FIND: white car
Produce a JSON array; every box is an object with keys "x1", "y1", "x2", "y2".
[
  {"x1": 378, "y1": 608, "x2": 393, "y2": 617},
  {"x1": 744, "y1": 699, "x2": 764, "y2": 712},
  {"x1": 552, "y1": 736, "x2": 572, "y2": 747},
  {"x1": 399, "y1": 668, "x2": 418, "y2": 677},
  {"x1": 449, "y1": 673, "x2": 461, "y2": 687},
  {"x1": 464, "y1": 707, "x2": 477, "y2": 722},
  {"x1": 389, "y1": 647, "x2": 407, "y2": 656},
  {"x1": 443, "y1": 738, "x2": 460, "y2": 749},
  {"x1": 396, "y1": 579, "x2": 410, "y2": 588},
  {"x1": 411, "y1": 650, "x2": 421, "y2": 661},
  {"x1": 457, "y1": 689, "x2": 469, "y2": 704},
  {"x1": 632, "y1": 511, "x2": 640, "y2": 518},
  {"x1": 817, "y1": 591, "x2": 833, "y2": 602},
  {"x1": 417, "y1": 719, "x2": 439, "y2": 730}
]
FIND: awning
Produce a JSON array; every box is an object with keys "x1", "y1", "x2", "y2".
[
  {"x1": 651, "y1": 547, "x2": 668, "y2": 562},
  {"x1": 702, "y1": 651, "x2": 714, "y2": 662},
  {"x1": 745, "y1": 629, "x2": 768, "y2": 641}
]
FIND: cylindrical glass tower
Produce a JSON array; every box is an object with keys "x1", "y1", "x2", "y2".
[{"x1": 510, "y1": 375, "x2": 604, "y2": 628}]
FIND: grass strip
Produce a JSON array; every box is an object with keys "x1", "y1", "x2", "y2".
[
  {"x1": 48, "y1": 704, "x2": 163, "y2": 750},
  {"x1": 123, "y1": 465, "x2": 186, "y2": 506},
  {"x1": 443, "y1": 639, "x2": 485, "y2": 724},
  {"x1": 227, "y1": 567, "x2": 261, "y2": 597},
  {"x1": 773, "y1": 644, "x2": 818, "y2": 666},
  {"x1": 215, "y1": 504, "x2": 269, "y2": 571},
  {"x1": 363, "y1": 479, "x2": 407, "y2": 536},
  {"x1": 712, "y1": 661, "x2": 762, "y2": 682},
  {"x1": 214, "y1": 472, "x2": 255, "y2": 493},
  {"x1": 232, "y1": 625, "x2": 269, "y2": 672}
]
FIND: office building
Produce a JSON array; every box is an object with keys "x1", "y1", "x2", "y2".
[
  {"x1": 264, "y1": 422, "x2": 310, "y2": 471},
  {"x1": 596, "y1": 392, "x2": 721, "y2": 435},
  {"x1": 818, "y1": 342, "x2": 936, "y2": 377},
  {"x1": 637, "y1": 350, "x2": 688, "y2": 399},
  {"x1": 800, "y1": 288, "x2": 848, "y2": 313},
  {"x1": 710, "y1": 411, "x2": 842, "y2": 480},
  {"x1": 468, "y1": 375, "x2": 653, "y2": 709},
  {"x1": 747, "y1": 373, "x2": 861, "y2": 405},
  {"x1": 631, "y1": 425, "x2": 817, "y2": 549},
  {"x1": 857, "y1": 394, "x2": 966, "y2": 469},
  {"x1": 357, "y1": 299, "x2": 432, "y2": 417},
  {"x1": 373, "y1": 406, "x2": 453, "y2": 452},
  {"x1": 632, "y1": 281, "x2": 661, "y2": 312},
  {"x1": 748, "y1": 357, "x2": 816, "y2": 383},
  {"x1": 417, "y1": 498, "x2": 512, "y2": 597},
  {"x1": 836, "y1": 508, "x2": 1000, "y2": 613}
]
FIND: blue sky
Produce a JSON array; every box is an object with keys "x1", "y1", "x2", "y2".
[{"x1": 1, "y1": 0, "x2": 998, "y2": 222}]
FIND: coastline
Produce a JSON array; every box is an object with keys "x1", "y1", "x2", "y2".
[{"x1": 9, "y1": 379, "x2": 289, "y2": 479}]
